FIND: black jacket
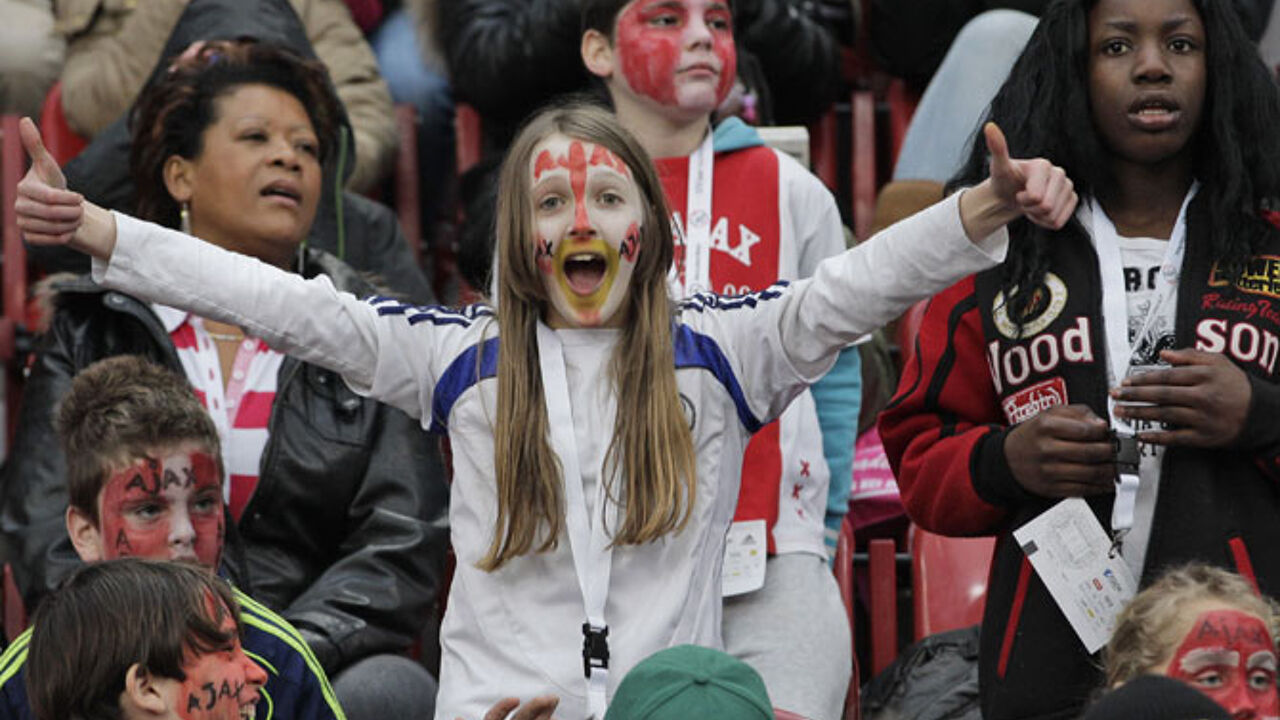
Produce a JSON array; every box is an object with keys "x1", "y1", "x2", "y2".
[
  {"x1": 880, "y1": 196, "x2": 1280, "y2": 719},
  {"x1": 0, "y1": 251, "x2": 449, "y2": 674},
  {"x1": 30, "y1": 0, "x2": 435, "y2": 305}
]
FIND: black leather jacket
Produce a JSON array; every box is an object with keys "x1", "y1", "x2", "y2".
[{"x1": 0, "y1": 250, "x2": 449, "y2": 674}]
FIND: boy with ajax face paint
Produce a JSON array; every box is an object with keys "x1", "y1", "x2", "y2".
[
  {"x1": 1105, "y1": 564, "x2": 1280, "y2": 720},
  {"x1": 580, "y1": 2, "x2": 858, "y2": 716},
  {"x1": 0, "y1": 355, "x2": 346, "y2": 720},
  {"x1": 25, "y1": 558, "x2": 267, "y2": 720}
]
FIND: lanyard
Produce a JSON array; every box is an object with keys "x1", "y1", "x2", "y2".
[
  {"x1": 1088, "y1": 184, "x2": 1198, "y2": 535},
  {"x1": 534, "y1": 323, "x2": 617, "y2": 719},
  {"x1": 676, "y1": 128, "x2": 716, "y2": 296}
]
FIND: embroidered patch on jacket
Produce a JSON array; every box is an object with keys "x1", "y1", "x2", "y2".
[
  {"x1": 1209, "y1": 256, "x2": 1280, "y2": 299},
  {"x1": 1002, "y1": 377, "x2": 1069, "y2": 425},
  {"x1": 993, "y1": 272, "x2": 1069, "y2": 339}
]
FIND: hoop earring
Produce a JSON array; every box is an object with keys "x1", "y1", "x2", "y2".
[{"x1": 180, "y1": 202, "x2": 192, "y2": 235}]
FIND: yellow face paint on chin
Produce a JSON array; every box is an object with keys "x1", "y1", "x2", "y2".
[{"x1": 552, "y1": 237, "x2": 623, "y2": 326}]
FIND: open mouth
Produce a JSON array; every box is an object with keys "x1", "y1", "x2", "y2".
[
  {"x1": 1128, "y1": 96, "x2": 1181, "y2": 131},
  {"x1": 260, "y1": 180, "x2": 302, "y2": 206},
  {"x1": 238, "y1": 699, "x2": 257, "y2": 720},
  {"x1": 562, "y1": 253, "x2": 607, "y2": 295}
]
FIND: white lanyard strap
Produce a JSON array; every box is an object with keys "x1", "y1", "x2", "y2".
[
  {"x1": 678, "y1": 128, "x2": 715, "y2": 296},
  {"x1": 535, "y1": 323, "x2": 617, "y2": 719},
  {"x1": 1088, "y1": 184, "x2": 1198, "y2": 533}
]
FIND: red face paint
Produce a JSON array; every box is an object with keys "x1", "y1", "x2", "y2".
[
  {"x1": 98, "y1": 450, "x2": 224, "y2": 569},
  {"x1": 589, "y1": 144, "x2": 631, "y2": 177},
  {"x1": 615, "y1": 0, "x2": 737, "y2": 108},
  {"x1": 533, "y1": 141, "x2": 634, "y2": 243},
  {"x1": 528, "y1": 135, "x2": 645, "y2": 328},
  {"x1": 620, "y1": 222, "x2": 642, "y2": 263},
  {"x1": 1166, "y1": 608, "x2": 1279, "y2": 719},
  {"x1": 178, "y1": 603, "x2": 267, "y2": 720}
]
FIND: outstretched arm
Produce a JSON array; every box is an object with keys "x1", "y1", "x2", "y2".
[
  {"x1": 774, "y1": 124, "x2": 1077, "y2": 381},
  {"x1": 689, "y1": 123, "x2": 1079, "y2": 429},
  {"x1": 14, "y1": 117, "x2": 455, "y2": 419}
]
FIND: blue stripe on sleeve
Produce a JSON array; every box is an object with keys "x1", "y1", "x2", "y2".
[
  {"x1": 429, "y1": 337, "x2": 501, "y2": 434},
  {"x1": 672, "y1": 324, "x2": 762, "y2": 433}
]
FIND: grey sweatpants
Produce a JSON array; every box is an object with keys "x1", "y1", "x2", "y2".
[{"x1": 723, "y1": 553, "x2": 853, "y2": 720}]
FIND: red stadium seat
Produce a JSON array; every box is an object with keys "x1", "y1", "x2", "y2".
[
  {"x1": 867, "y1": 537, "x2": 899, "y2": 676},
  {"x1": 910, "y1": 527, "x2": 995, "y2": 640},
  {"x1": 835, "y1": 517, "x2": 860, "y2": 720},
  {"x1": 454, "y1": 103, "x2": 482, "y2": 177},
  {"x1": 38, "y1": 83, "x2": 88, "y2": 165},
  {"x1": 393, "y1": 104, "x2": 422, "y2": 267}
]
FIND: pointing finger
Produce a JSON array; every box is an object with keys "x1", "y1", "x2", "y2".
[{"x1": 984, "y1": 122, "x2": 1024, "y2": 187}]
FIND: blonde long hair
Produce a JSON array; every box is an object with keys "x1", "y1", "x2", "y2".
[{"x1": 480, "y1": 102, "x2": 697, "y2": 571}]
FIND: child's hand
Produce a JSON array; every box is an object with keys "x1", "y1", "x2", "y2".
[
  {"x1": 13, "y1": 117, "x2": 115, "y2": 258},
  {"x1": 461, "y1": 695, "x2": 560, "y2": 720},
  {"x1": 959, "y1": 122, "x2": 1078, "y2": 241},
  {"x1": 985, "y1": 122, "x2": 1077, "y2": 230}
]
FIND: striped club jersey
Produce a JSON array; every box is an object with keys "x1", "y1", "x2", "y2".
[
  {"x1": 154, "y1": 305, "x2": 286, "y2": 520},
  {"x1": 655, "y1": 144, "x2": 846, "y2": 557}
]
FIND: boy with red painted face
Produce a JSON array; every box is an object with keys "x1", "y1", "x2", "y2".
[
  {"x1": 580, "y1": 3, "x2": 857, "y2": 717},
  {"x1": 1105, "y1": 564, "x2": 1280, "y2": 720},
  {"x1": 0, "y1": 356, "x2": 346, "y2": 720},
  {"x1": 25, "y1": 558, "x2": 269, "y2": 720}
]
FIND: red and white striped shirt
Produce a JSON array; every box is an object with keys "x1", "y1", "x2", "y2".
[{"x1": 154, "y1": 304, "x2": 285, "y2": 520}]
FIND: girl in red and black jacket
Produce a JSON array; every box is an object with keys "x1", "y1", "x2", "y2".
[{"x1": 879, "y1": 0, "x2": 1280, "y2": 718}]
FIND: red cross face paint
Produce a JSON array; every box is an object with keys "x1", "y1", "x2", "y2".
[
  {"x1": 97, "y1": 447, "x2": 224, "y2": 569},
  {"x1": 176, "y1": 606, "x2": 268, "y2": 720},
  {"x1": 530, "y1": 134, "x2": 643, "y2": 328},
  {"x1": 614, "y1": 0, "x2": 737, "y2": 117},
  {"x1": 1164, "y1": 608, "x2": 1280, "y2": 719}
]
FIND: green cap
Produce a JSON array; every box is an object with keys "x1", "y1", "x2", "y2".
[{"x1": 604, "y1": 645, "x2": 774, "y2": 720}]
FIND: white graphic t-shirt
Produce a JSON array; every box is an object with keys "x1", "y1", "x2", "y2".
[{"x1": 1117, "y1": 235, "x2": 1177, "y2": 578}]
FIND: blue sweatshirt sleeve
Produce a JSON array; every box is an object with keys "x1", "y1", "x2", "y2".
[{"x1": 811, "y1": 345, "x2": 863, "y2": 560}]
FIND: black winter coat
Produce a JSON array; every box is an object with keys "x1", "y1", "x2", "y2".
[{"x1": 0, "y1": 251, "x2": 449, "y2": 675}]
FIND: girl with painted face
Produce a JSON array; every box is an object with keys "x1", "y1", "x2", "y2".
[
  {"x1": 1106, "y1": 564, "x2": 1280, "y2": 720},
  {"x1": 580, "y1": 2, "x2": 861, "y2": 717},
  {"x1": 879, "y1": 0, "x2": 1280, "y2": 717},
  {"x1": 15, "y1": 97, "x2": 1074, "y2": 718}
]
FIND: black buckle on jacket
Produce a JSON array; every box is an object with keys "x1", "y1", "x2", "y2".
[
  {"x1": 582, "y1": 623, "x2": 609, "y2": 678},
  {"x1": 1112, "y1": 430, "x2": 1140, "y2": 476}
]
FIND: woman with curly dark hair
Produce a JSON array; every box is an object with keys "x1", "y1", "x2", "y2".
[
  {"x1": 880, "y1": 0, "x2": 1280, "y2": 717},
  {"x1": 2, "y1": 39, "x2": 447, "y2": 720}
]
